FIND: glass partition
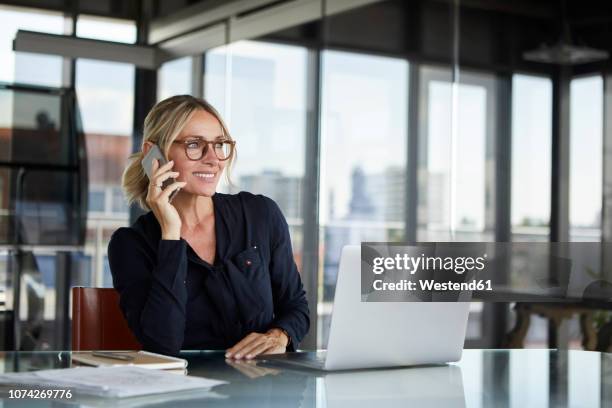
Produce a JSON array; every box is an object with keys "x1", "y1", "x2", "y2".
[{"x1": 0, "y1": 84, "x2": 87, "y2": 350}]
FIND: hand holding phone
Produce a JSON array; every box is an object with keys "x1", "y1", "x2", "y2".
[
  {"x1": 141, "y1": 145, "x2": 187, "y2": 240},
  {"x1": 141, "y1": 145, "x2": 180, "y2": 202}
]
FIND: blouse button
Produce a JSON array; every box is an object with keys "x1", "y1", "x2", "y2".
[{"x1": 245, "y1": 260, "x2": 252, "y2": 266}]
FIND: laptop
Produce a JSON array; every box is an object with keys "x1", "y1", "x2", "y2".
[{"x1": 257, "y1": 245, "x2": 471, "y2": 371}]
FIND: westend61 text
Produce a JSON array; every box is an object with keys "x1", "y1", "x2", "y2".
[{"x1": 372, "y1": 279, "x2": 493, "y2": 291}]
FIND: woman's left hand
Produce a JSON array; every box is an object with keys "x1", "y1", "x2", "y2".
[{"x1": 225, "y1": 329, "x2": 289, "y2": 360}]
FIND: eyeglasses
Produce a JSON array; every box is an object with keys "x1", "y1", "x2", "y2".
[{"x1": 172, "y1": 137, "x2": 236, "y2": 161}]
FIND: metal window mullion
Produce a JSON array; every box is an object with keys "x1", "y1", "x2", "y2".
[
  {"x1": 62, "y1": 6, "x2": 77, "y2": 88},
  {"x1": 549, "y1": 66, "x2": 571, "y2": 351},
  {"x1": 405, "y1": 63, "x2": 419, "y2": 242},
  {"x1": 300, "y1": 46, "x2": 322, "y2": 350},
  {"x1": 550, "y1": 67, "x2": 571, "y2": 244},
  {"x1": 130, "y1": 1, "x2": 157, "y2": 224},
  {"x1": 602, "y1": 74, "x2": 612, "y2": 282},
  {"x1": 488, "y1": 73, "x2": 512, "y2": 348},
  {"x1": 191, "y1": 55, "x2": 204, "y2": 98},
  {"x1": 495, "y1": 74, "x2": 512, "y2": 242}
]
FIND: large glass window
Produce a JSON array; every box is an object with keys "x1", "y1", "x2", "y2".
[
  {"x1": 158, "y1": 57, "x2": 192, "y2": 101},
  {"x1": 204, "y1": 40, "x2": 308, "y2": 263},
  {"x1": 511, "y1": 74, "x2": 552, "y2": 241},
  {"x1": 418, "y1": 67, "x2": 496, "y2": 242},
  {"x1": 76, "y1": 15, "x2": 136, "y2": 44},
  {"x1": 319, "y1": 50, "x2": 408, "y2": 347},
  {"x1": 570, "y1": 76, "x2": 603, "y2": 241},
  {"x1": 416, "y1": 66, "x2": 496, "y2": 343},
  {"x1": 75, "y1": 17, "x2": 135, "y2": 288},
  {"x1": 0, "y1": 5, "x2": 65, "y2": 87}
]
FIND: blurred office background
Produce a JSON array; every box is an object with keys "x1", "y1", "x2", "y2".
[{"x1": 0, "y1": 0, "x2": 611, "y2": 352}]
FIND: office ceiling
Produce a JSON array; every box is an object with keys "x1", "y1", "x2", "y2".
[
  {"x1": 2, "y1": 0, "x2": 612, "y2": 74},
  {"x1": 0, "y1": 0, "x2": 609, "y2": 23}
]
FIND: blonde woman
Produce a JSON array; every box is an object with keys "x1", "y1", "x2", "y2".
[{"x1": 108, "y1": 95, "x2": 309, "y2": 358}]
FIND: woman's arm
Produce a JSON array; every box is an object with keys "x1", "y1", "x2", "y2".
[
  {"x1": 265, "y1": 197, "x2": 311, "y2": 351},
  {"x1": 108, "y1": 228, "x2": 188, "y2": 356},
  {"x1": 226, "y1": 197, "x2": 310, "y2": 359}
]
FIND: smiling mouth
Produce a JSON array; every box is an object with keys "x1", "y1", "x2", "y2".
[{"x1": 193, "y1": 172, "x2": 216, "y2": 179}]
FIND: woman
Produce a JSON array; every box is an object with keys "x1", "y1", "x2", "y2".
[{"x1": 108, "y1": 95, "x2": 310, "y2": 358}]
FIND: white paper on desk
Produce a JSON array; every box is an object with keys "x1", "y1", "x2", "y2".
[
  {"x1": 59, "y1": 388, "x2": 227, "y2": 408},
  {"x1": 0, "y1": 366, "x2": 227, "y2": 398}
]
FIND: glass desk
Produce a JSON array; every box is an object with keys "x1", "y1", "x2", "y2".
[{"x1": 1, "y1": 349, "x2": 611, "y2": 407}]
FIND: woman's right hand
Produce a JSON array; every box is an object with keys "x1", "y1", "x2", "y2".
[{"x1": 145, "y1": 159, "x2": 187, "y2": 240}]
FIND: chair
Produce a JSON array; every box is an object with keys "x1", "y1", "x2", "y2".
[{"x1": 71, "y1": 287, "x2": 141, "y2": 351}]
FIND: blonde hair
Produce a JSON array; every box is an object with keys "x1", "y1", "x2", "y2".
[{"x1": 122, "y1": 95, "x2": 236, "y2": 211}]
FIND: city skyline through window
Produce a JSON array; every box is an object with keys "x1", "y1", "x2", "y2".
[{"x1": 319, "y1": 50, "x2": 408, "y2": 347}]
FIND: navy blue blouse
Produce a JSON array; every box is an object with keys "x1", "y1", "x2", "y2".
[{"x1": 107, "y1": 191, "x2": 310, "y2": 356}]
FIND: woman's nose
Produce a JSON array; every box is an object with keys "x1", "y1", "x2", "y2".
[{"x1": 201, "y1": 143, "x2": 219, "y2": 164}]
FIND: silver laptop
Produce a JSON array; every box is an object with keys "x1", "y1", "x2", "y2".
[{"x1": 257, "y1": 245, "x2": 470, "y2": 371}]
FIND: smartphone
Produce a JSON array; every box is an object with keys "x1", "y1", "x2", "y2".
[{"x1": 141, "y1": 144, "x2": 180, "y2": 202}]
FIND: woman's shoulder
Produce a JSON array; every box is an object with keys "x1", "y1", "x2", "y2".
[{"x1": 108, "y1": 211, "x2": 159, "y2": 253}]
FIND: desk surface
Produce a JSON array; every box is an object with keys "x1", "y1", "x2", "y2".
[{"x1": 1, "y1": 349, "x2": 611, "y2": 407}]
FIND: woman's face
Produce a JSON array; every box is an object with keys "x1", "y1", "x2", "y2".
[{"x1": 167, "y1": 109, "x2": 227, "y2": 197}]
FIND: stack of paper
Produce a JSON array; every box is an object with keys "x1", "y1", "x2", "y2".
[{"x1": 0, "y1": 366, "x2": 226, "y2": 398}]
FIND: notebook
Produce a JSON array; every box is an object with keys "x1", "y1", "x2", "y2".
[{"x1": 71, "y1": 351, "x2": 187, "y2": 370}]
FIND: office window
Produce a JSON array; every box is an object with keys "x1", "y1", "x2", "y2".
[
  {"x1": 158, "y1": 57, "x2": 192, "y2": 101},
  {"x1": 319, "y1": 50, "x2": 408, "y2": 347},
  {"x1": 111, "y1": 186, "x2": 129, "y2": 214},
  {"x1": 103, "y1": 255, "x2": 113, "y2": 288},
  {"x1": 570, "y1": 76, "x2": 603, "y2": 241},
  {"x1": 76, "y1": 15, "x2": 136, "y2": 44},
  {"x1": 75, "y1": 18, "x2": 135, "y2": 289},
  {"x1": 511, "y1": 74, "x2": 552, "y2": 241},
  {"x1": 88, "y1": 189, "x2": 105, "y2": 213},
  {"x1": 416, "y1": 66, "x2": 496, "y2": 343},
  {"x1": 76, "y1": 60, "x2": 134, "y2": 137},
  {"x1": 417, "y1": 66, "x2": 496, "y2": 242},
  {"x1": 0, "y1": 5, "x2": 65, "y2": 87},
  {"x1": 205, "y1": 40, "x2": 308, "y2": 257}
]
